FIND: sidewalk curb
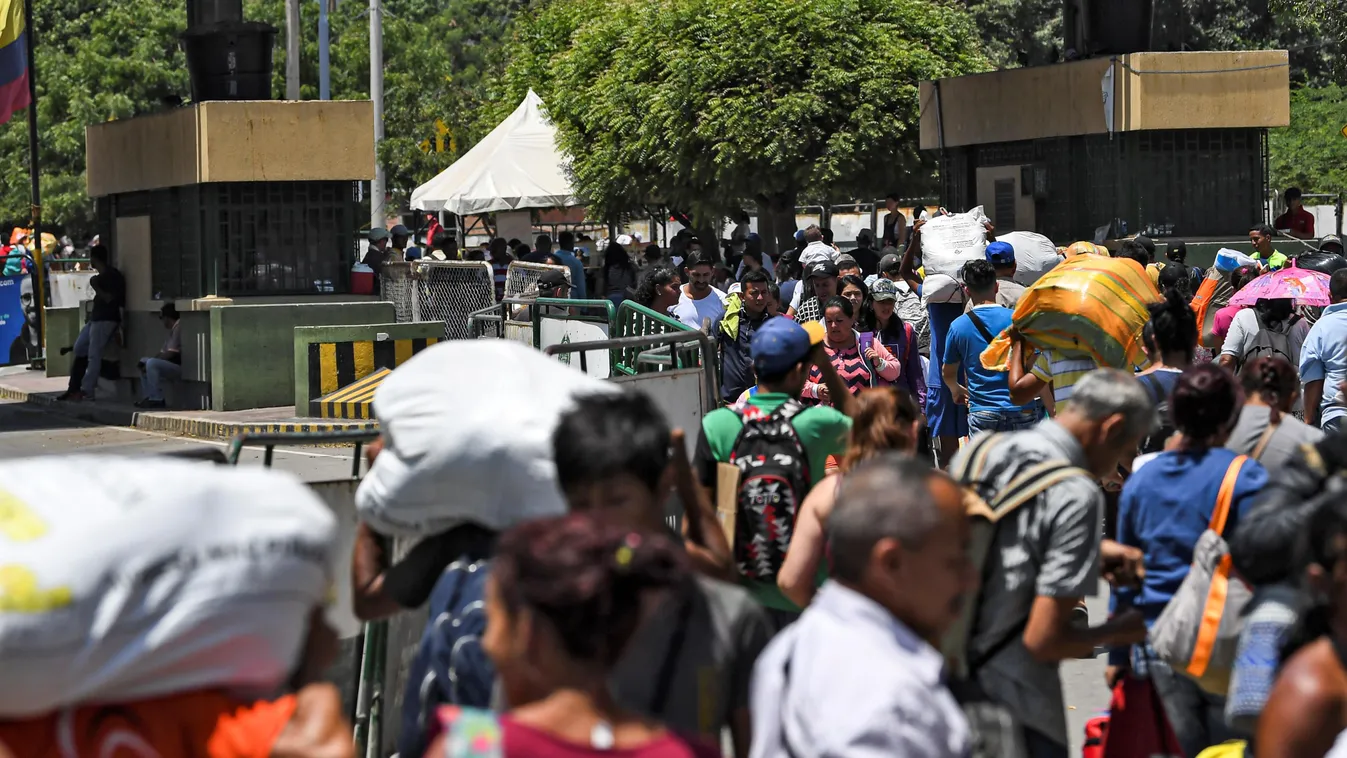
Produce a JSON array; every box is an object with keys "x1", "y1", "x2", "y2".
[
  {"x1": 135, "y1": 414, "x2": 379, "y2": 440},
  {"x1": 0, "y1": 384, "x2": 378, "y2": 440}
]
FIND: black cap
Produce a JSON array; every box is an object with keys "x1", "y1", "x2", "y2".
[
  {"x1": 537, "y1": 269, "x2": 570, "y2": 289},
  {"x1": 1135, "y1": 235, "x2": 1156, "y2": 256},
  {"x1": 878, "y1": 253, "x2": 902, "y2": 274},
  {"x1": 807, "y1": 260, "x2": 840, "y2": 279}
]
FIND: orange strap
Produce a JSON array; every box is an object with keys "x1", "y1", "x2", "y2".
[
  {"x1": 1187, "y1": 553, "x2": 1233, "y2": 679},
  {"x1": 1207, "y1": 455, "x2": 1247, "y2": 537},
  {"x1": 1186, "y1": 455, "x2": 1248, "y2": 679}
]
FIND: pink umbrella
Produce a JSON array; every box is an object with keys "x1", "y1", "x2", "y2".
[{"x1": 1228, "y1": 264, "x2": 1332, "y2": 307}]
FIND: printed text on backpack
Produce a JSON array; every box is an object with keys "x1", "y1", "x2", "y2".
[{"x1": 729, "y1": 400, "x2": 811, "y2": 582}]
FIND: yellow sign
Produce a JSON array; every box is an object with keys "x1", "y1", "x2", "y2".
[{"x1": 1341, "y1": 123, "x2": 1347, "y2": 138}]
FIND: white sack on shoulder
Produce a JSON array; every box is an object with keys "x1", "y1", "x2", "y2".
[
  {"x1": 356, "y1": 340, "x2": 617, "y2": 537},
  {"x1": 0, "y1": 457, "x2": 336, "y2": 717},
  {"x1": 997, "y1": 231, "x2": 1064, "y2": 286},
  {"x1": 919, "y1": 206, "x2": 988, "y2": 280}
]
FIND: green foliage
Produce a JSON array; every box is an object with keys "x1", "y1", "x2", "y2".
[
  {"x1": 0, "y1": 0, "x2": 189, "y2": 235},
  {"x1": 0, "y1": 0, "x2": 518, "y2": 233},
  {"x1": 964, "y1": 0, "x2": 1060, "y2": 68},
  {"x1": 246, "y1": 0, "x2": 518, "y2": 209},
  {"x1": 501, "y1": 0, "x2": 988, "y2": 222},
  {"x1": 1269, "y1": 84, "x2": 1347, "y2": 194}
]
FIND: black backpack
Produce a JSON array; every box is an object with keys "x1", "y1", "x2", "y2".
[{"x1": 729, "y1": 399, "x2": 811, "y2": 582}]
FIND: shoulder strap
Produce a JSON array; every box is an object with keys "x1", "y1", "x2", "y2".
[
  {"x1": 439, "y1": 706, "x2": 504, "y2": 758},
  {"x1": 649, "y1": 590, "x2": 695, "y2": 715},
  {"x1": 950, "y1": 432, "x2": 1005, "y2": 483},
  {"x1": 1250, "y1": 422, "x2": 1281, "y2": 462},
  {"x1": 971, "y1": 461, "x2": 1092, "y2": 522},
  {"x1": 965, "y1": 307, "x2": 997, "y2": 344},
  {"x1": 1208, "y1": 455, "x2": 1249, "y2": 536}
]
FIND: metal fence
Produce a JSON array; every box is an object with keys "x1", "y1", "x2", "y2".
[
  {"x1": 380, "y1": 261, "x2": 496, "y2": 339},
  {"x1": 504, "y1": 260, "x2": 571, "y2": 300},
  {"x1": 613, "y1": 301, "x2": 700, "y2": 375}
]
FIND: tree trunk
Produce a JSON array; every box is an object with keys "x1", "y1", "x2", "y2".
[
  {"x1": 285, "y1": 0, "x2": 301, "y2": 99},
  {"x1": 757, "y1": 192, "x2": 797, "y2": 259}
]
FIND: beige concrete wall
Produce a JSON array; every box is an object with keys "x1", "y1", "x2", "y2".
[
  {"x1": 86, "y1": 109, "x2": 200, "y2": 197},
  {"x1": 87, "y1": 100, "x2": 376, "y2": 197},
  {"x1": 920, "y1": 50, "x2": 1290, "y2": 149},
  {"x1": 198, "y1": 101, "x2": 376, "y2": 183},
  {"x1": 919, "y1": 58, "x2": 1113, "y2": 150},
  {"x1": 1116, "y1": 50, "x2": 1290, "y2": 131}
]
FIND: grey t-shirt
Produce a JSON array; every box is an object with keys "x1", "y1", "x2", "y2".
[
  {"x1": 611, "y1": 574, "x2": 773, "y2": 740},
  {"x1": 954, "y1": 420, "x2": 1102, "y2": 746},
  {"x1": 1226, "y1": 404, "x2": 1324, "y2": 471}
]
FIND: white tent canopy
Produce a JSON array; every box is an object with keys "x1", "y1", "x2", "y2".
[{"x1": 410, "y1": 90, "x2": 582, "y2": 215}]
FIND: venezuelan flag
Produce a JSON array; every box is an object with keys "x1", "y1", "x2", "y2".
[{"x1": 0, "y1": 0, "x2": 29, "y2": 125}]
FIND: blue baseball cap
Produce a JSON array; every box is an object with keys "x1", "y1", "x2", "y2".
[
  {"x1": 794, "y1": 229, "x2": 807, "y2": 243},
  {"x1": 985, "y1": 241, "x2": 1016, "y2": 266},
  {"x1": 752, "y1": 317, "x2": 825, "y2": 377}
]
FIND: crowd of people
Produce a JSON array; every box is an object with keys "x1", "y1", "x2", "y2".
[{"x1": 11, "y1": 200, "x2": 1347, "y2": 758}]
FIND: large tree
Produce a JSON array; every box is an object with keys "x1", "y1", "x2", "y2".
[
  {"x1": 0, "y1": 0, "x2": 189, "y2": 235},
  {"x1": 500, "y1": 0, "x2": 988, "y2": 248},
  {"x1": 1269, "y1": 84, "x2": 1347, "y2": 198}
]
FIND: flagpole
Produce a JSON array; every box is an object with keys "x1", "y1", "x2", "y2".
[{"x1": 22, "y1": 0, "x2": 44, "y2": 365}]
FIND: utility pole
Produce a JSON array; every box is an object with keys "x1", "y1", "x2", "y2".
[
  {"x1": 369, "y1": 0, "x2": 385, "y2": 231},
  {"x1": 318, "y1": 0, "x2": 331, "y2": 100},
  {"x1": 285, "y1": 0, "x2": 300, "y2": 99}
]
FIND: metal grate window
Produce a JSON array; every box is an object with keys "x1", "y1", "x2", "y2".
[{"x1": 207, "y1": 181, "x2": 358, "y2": 296}]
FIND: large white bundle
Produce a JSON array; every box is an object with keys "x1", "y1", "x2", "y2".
[
  {"x1": 0, "y1": 457, "x2": 336, "y2": 717},
  {"x1": 919, "y1": 206, "x2": 988, "y2": 280},
  {"x1": 356, "y1": 340, "x2": 617, "y2": 537},
  {"x1": 998, "y1": 231, "x2": 1065, "y2": 286}
]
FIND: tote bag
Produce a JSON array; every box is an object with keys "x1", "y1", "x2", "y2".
[{"x1": 1150, "y1": 455, "x2": 1252, "y2": 695}]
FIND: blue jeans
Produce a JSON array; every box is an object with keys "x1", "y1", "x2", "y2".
[
  {"x1": 968, "y1": 407, "x2": 1042, "y2": 436},
  {"x1": 73, "y1": 320, "x2": 119, "y2": 395},
  {"x1": 1323, "y1": 415, "x2": 1345, "y2": 436},
  {"x1": 141, "y1": 357, "x2": 182, "y2": 401}
]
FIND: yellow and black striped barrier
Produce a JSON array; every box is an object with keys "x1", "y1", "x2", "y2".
[
  {"x1": 315, "y1": 368, "x2": 390, "y2": 419},
  {"x1": 307, "y1": 337, "x2": 438, "y2": 418}
]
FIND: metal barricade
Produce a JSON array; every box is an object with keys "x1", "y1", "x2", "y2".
[
  {"x1": 379, "y1": 263, "x2": 416, "y2": 323},
  {"x1": 505, "y1": 260, "x2": 569, "y2": 300},
  {"x1": 380, "y1": 261, "x2": 496, "y2": 340},
  {"x1": 545, "y1": 331, "x2": 719, "y2": 531},
  {"x1": 613, "y1": 301, "x2": 699, "y2": 375},
  {"x1": 224, "y1": 430, "x2": 402, "y2": 758}
]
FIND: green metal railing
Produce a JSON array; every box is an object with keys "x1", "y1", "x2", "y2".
[
  {"x1": 613, "y1": 301, "x2": 698, "y2": 375},
  {"x1": 224, "y1": 430, "x2": 387, "y2": 758}
]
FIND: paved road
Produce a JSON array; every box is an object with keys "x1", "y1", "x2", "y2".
[
  {"x1": 0, "y1": 397, "x2": 1111, "y2": 754},
  {"x1": 0, "y1": 399, "x2": 364, "y2": 481}
]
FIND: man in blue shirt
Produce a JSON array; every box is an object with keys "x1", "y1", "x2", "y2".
[
  {"x1": 1301, "y1": 269, "x2": 1347, "y2": 433},
  {"x1": 550, "y1": 230, "x2": 588, "y2": 299},
  {"x1": 943, "y1": 258, "x2": 1041, "y2": 436}
]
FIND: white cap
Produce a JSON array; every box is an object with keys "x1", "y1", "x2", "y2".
[{"x1": 616, "y1": 234, "x2": 634, "y2": 246}]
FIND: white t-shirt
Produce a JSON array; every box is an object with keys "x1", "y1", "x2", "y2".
[
  {"x1": 1220, "y1": 309, "x2": 1311, "y2": 366},
  {"x1": 672, "y1": 286, "x2": 727, "y2": 331}
]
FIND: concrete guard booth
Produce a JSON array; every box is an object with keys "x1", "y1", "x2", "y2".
[
  {"x1": 920, "y1": 50, "x2": 1291, "y2": 249},
  {"x1": 75, "y1": 100, "x2": 380, "y2": 411}
]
